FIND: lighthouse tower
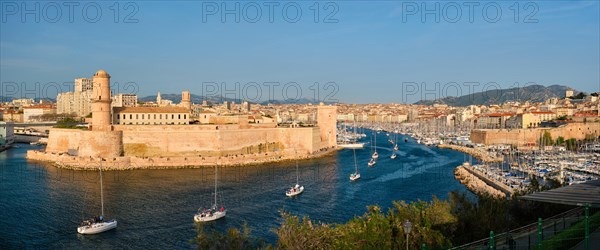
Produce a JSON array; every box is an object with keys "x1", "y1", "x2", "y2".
[{"x1": 91, "y1": 70, "x2": 112, "y2": 131}]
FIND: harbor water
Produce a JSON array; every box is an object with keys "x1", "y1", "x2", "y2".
[{"x1": 0, "y1": 132, "x2": 469, "y2": 248}]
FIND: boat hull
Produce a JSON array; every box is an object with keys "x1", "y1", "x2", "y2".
[
  {"x1": 350, "y1": 174, "x2": 361, "y2": 181},
  {"x1": 286, "y1": 186, "x2": 304, "y2": 197},
  {"x1": 194, "y1": 210, "x2": 226, "y2": 222},
  {"x1": 77, "y1": 220, "x2": 117, "y2": 234},
  {"x1": 339, "y1": 143, "x2": 365, "y2": 149}
]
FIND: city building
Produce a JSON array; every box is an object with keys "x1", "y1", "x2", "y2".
[
  {"x1": 56, "y1": 91, "x2": 93, "y2": 117},
  {"x1": 242, "y1": 101, "x2": 250, "y2": 113},
  {"x1": 74, "y1": 78, "x2": 93, "y2": 92},
  {"x1": 0, "y1": 121, "x2": 15, "y2": 146},
  {"x1": 476, "y1": 113, "x2": 514, "y2": 129},
  {"x1": 1, "y1": 110, "x2": 23, "y2": 122},
  {"x1": 565, "y1": 89, "x2": 574, "y2": 98},
  {"x1": 23, "y1": 105, "x2": 56, "y2": 122},
  {"x1": 113, "y1": 107, "x2": 190, "y2": 125},
  {"x1": 198, "y1": 110, "x2": 216, "y2": 124},
  {"x1": 112, "y1": 94, "x2": 138, "y2": 108},
  {"x1": 11, "y1": 98, "x2": 35, "y2": 107},
  {"x1": 57, "y1": 78, "x2": 95, "y2": 117}
]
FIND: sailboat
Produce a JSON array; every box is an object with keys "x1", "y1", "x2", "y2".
[
  {"x1": 372, "y1": 131, "x2": 379, "y2": 159},
  {"x1": 350, "y1": 148, "x2": 361, "y2": 181},
  {"x1": 194, "y1": 165, "x2": 226, "y2": 222},
  {"x1": 391, "y1": 131, "x2": 398, "y2": 159},
  {"x1": 286, "y1": 156, "x2": 304, "y2": 197},
  {"x1": 368, "y1": 158, "x2": 376, "y2": 167},
  {"x1": 77, "y1": 161, "x2": 117, "y2": 234},
  {"x1": 393, "y1": 132, "x2": 399, "y2": 151}
]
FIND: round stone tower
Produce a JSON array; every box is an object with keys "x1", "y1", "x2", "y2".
[{"x1": 91, "y1": 70, "x2": 112, "y2": 131}]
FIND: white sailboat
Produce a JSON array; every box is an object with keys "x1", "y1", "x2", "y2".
[
  {"x1": 286, "y1": 157, "x2": 304, "y2": 197},
  {"x1": 350, "y1": 148, "x2": 361, "y2": 181},
  {"x1": 372, "y1": 132, "x2": 379, "y2": 159},
  {"x1": 391, "y1": 132, "x2": 398, "y2": 159},
  {"x1": 194, "y1": 165, "x2": 226, "y2": 222},
  {"x1": 77, "y1": 161, "x2": 117, "y2": 234},
  {"x1": 368, "y1": 158, "x2": 376, "y2": 167}
]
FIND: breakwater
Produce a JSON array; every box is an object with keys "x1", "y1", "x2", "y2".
[
  {"x1": 439, "y1": 144, "x2": 503, "y2": 162},
  {"x1": 454, "y1": 165, "x2": 509, "y2": 198}
]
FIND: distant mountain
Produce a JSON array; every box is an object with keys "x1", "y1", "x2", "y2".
[
  {"x1": 0, "y1": 96, "x2": 55, "y2": 103},
  {"x1": 414, "y1": 85, "x2": 576, "y2": 106},
  {"x1": 139, "y1": 94, "x2": 240, "y2": 104},
  {"x1": 259, "y1": 98, "x2": 333, "y2": 105},
  {"x1": 139, "y1": 94, "x2": 332, "y2": 105}
]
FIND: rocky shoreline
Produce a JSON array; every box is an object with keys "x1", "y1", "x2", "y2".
[{"x1": 26, "y1": 147, "x2": 339, "y2": 171}]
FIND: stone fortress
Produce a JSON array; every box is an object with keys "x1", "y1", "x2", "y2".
[{"x1": 27, "y1": 70, "x2": 337, "y2": 170}]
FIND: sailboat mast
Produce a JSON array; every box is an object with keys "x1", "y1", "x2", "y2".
[
  {"x1": 214, "y1": 165, "x2": 218, "y2": 207},
  {"x1": 295, "y1": 136, "x2": 299, "y2": 185},
  {"x1": 100, "y1": 160, "x2": 104, "y2": 217},
  {"x1": 353, "y1": 148, "x2": 358, "y2": 172}
]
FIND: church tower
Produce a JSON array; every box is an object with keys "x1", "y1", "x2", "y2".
[
  {"x1": 91, "y1": 70, "x2": 112, "y2": 131},
  {"x1": 181, "y1": 90, "x2": 191, "y2": 110}
]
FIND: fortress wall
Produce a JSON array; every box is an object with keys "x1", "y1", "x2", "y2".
[
  {"x1": 77, "y1": 130, "x2": 123, "y2": 158},
  {"x1": 471, "y1": 122, "x2": 600, "y2": 146},
  {"x1": 276, "y1": 127, "x2": 320, "y2": 154},
  {"x1": 112, "y1": 124, "x2": 240, "y2": 131},
  {"x1": 44, "y1": 128, "x2": 122, "y2": 157},
  {"x1": 45, "y1": 128, "x2": 83, "y2": 155},
  {"x1": 114, "y1": 125, "x2": 322, "y2": 157},
  {"x1": 548, "y1": 122, "x2": 600, "y2": 140},
  {"x1": 317, "y1": 105, "x2": 337, "y2": 148}
]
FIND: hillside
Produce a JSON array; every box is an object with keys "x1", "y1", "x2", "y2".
[{"x1": 414, "y1": 84, "x2": 575, "y2": 106}]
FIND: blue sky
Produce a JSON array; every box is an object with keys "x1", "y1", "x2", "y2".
[{"x1": 1, "y1": 1, "x2": 599, "y2": 103}]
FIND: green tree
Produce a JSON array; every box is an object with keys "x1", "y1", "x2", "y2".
[
  {"x1": 541, "y1": 131, "x2": 553, "y2": 147},
  {"x1": 555, "y1": 136, "x2": 565, "y2": 146},
  {"x1": 569, "y1": 92, "x2": 587, "y2": 99},
  {"x1": 565, "y1": 138, "x2": 578, "y2": 151},
  {"x1": 194, "y1": 222, "x2": 263, "y2": 250},
  {"x1": 55, "y1": 117, "x2": 82, "y2": 129}
]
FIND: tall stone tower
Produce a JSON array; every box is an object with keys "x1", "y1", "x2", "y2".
[
  {"x1": 181, "y1": 90, "x2": 191, "y2": 110},
  {"x1": 91, "y1": 70, "x2": 112, "y2": 131},
  {"x1": 317, "y1": 103, "x2": 337, "y2": 149}
]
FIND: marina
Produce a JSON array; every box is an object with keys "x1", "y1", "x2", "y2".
[{"x1": 349, "y1": 122, "x2": 600, "y2": 198}]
